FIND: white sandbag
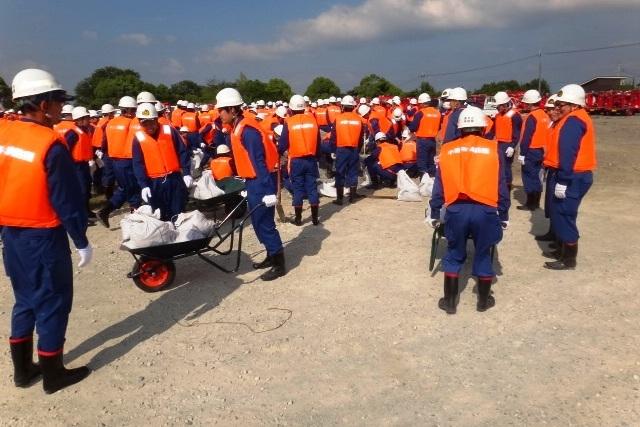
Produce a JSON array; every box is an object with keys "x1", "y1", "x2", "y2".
[
  {"x1": 360, "y1": 168, "x2": 372, "y2": 188},
  {"x1": 120, "y1": 206, "x2": 162, "y2": 242},
  {"x1": 192, "y1": 170, "x2": 225, "y2": 200},
  {"x1": 174, "y1": 210, "x2": 217, "y2": 242},
  {"x1": 121, "y1": 213, "x2": 177, "y2": 249},
  {"x1": 419, "y1": 173, "x2": 434, "y2": 197},
  {"x1": 318, "y1": 180, "x2": 350, "y2": 198},
  {"x1": 397, "y1": 170, "x2": 422, "y2": 202}
]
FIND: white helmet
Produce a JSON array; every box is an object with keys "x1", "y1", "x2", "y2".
[
  {"x1": 310, "y1": 102, "x2": 317, "y2": 108},
  {"x1": 186, "y1": 102, "x2": 195, "y2": 110},
  {"x1": 337, "y1": 97, "x2": 342, "y2": 102},
  {"x1": 11, "y1": 68, "x2": 67, "y2": 100},
  {"x1": 448, "y1": 87, "x2": 468, "y2": 101},
  {"x1": 418, "y1": 93, "x2": 431, "y2": 104},
  {"x1": 101, "y1": 104, "x2": 115, "y2": 114},
  {"x1": 374, "y1": 132, "x2": 388, "y2": 142},
  {"x1": 556, "y1": 84, "x2": 585, "y2": 107},
  {"x1": 289, "y1": 94, "x2": 306, "y2": 111},
  {"x1": 71, "y1": 106, "x2": 90, "y2": 120},
  {"x1": 359, "y1": 97, "x2": 367, "y2": 104},
  {"x1": 155, "y1": 102, "x2": 165, "y2": 113},
  {"x1": 88, "y1": 109, "x2": 98, "y2": 118},
  {"x1": 357, "y1": 104, "x2": 371, "y2": 116},
  {"x1": 267, "y1": 101, "x2": 274, "y2": 107},
  {"x1": 215, "y1": 88, "x2": 243, "y2": 108},
  {"x1": 522, "y1": 89, "x2": 542, "y2": 104},
  {"x1": 61, "y1": 104, "x2": 74, "y2": 115},
  {"x1": 136, "y1": 91, "x2": 157, "y2": 104},
  {"x1": 392, "y1": 108, "x2": 403, "y2": 120},
  {"x1": 392, "y1": 96, "x2": 401, "y2": 105},
  {"x1": 216, "y1": 144, "x2": 231, "y2": 155},
  {"x1": 457, "y1": 106, "x2": 487, "y2": 129},
  {"x1": 273, "y1": 124, "x2": 283, "y2": 137},
  {"x1": 317, "y1": 99, "x2": 324, "y2": 106},
  {"x1": 494, "y1": 91, "x2": 511, "y2": 106},
  {"x1": 256, "y1": 99, "x2": 266, "y2": 107},
  {"x1": 545, "y1": 94, "x2": 558, "y2": 108},
  {"x1": 302, "y1": 95, "x2": 310, "y2": 103},
  {"x1": 371, "y1": 97, "x2": 380, "y2": 105},
  {"x1": 201, "y1": 104, "x2": 209, "y2": 112},
  {"x1": 275, "y1": 105, "x2": 288, "y2": 119},
  {"x1": 136, "y1": 102, "x2": 158, "y2": 119},
  {"x1": 118, "y1": 96, "x2": 137, "y2": 109},
  {"x1": 441, "y1": 88, "x2": 452, "y2": 99},
  {"x1": 410, "y1": 98, "x2": 418, "y2": 105},
  {"x1": 283, "y1": 102, "x2": 289, "y2": 107},
  {"x1": 341, "y1": 95, "x2": 356, "y2": 106},
  {"x1": 328, "y1": 96, "x2": 337, "y2": 103}
]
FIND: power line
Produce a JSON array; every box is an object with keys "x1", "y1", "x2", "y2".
[{"x1": 545, "y1": 41, "x2": 640, "y2": 56}]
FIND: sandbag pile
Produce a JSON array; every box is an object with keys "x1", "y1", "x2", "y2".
[
  {"x1": 174, "y1": 210, "x2": 217, "y2": 242},
  {"x1": 192, "y1": 170, "x2": 225, "y2": 200},
  {"x1": 396, "y1": 170, "x2": 422, "y2": 202}
]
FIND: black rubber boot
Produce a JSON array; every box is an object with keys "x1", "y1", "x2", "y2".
[
  {"x1": 332, "y1": 187, "x2": 344, "y2": 206},
  {"x1": 252, "y1": 255, "x2": 273, "y2": 269},
  {"x1": 365, "y1": 176, "x2": 380, "y2": 190},
  {"x1": 349, "y1": 186, "x2": 365, "y2": 203},
  {"x1": 535, "y1": 226, "x2": 555, "y2": 242},
  {"x1": 10, "y1": 338, "x2": 41, "y2": 387},
  {"x1": 96, "y1": 203, "x2": 113, "y2": 228},
  {"x1": 532, "y1": 191, "x2": 542, "y2": 209},
  {"x1": 476, "y1": 278, "x2": 496, "y2": 312},
  {"x1": 542, "y1": 241, "x2": 562, "y2": 259},
  {"x1": 311, "y1": 206, "x2": 320, "y2": 226},
  {"x1": 545, "y1": 243, "x2": 578, "y2": 270},
  {"x1": 292, "y1": 207, "x2": 303, "y2": 226},
  {"x1": 261, "y1": 251, "x2": 286, "y2": 281},
  {"x1": 438, "y1": 275, "x2": 458, "y2": 314},
  {"x1": 39, "y1": 352, "x2": 90, "y2": 394},
  {"x1": 516, "y1": 193, "x2": 534, "y2": 210}
]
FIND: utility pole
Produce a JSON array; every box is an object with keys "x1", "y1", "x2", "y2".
[{"x1": 537, "y1": 50, "x2": 543, "y2": 93}]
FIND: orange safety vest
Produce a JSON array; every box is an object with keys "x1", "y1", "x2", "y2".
[
  {"x1": 371, "y1": 115, "x2": 393, "y2": 136},
  {"x1": 287, "y1": 114, "x2": 319, "y2": 158},
  {"x1": 378, "y1": 142, "x2": 403, "y2": 169},
  {"x1": 106, "y1": 116, "x2": 133, "y2": 159},
  {"x1": 126, "y1": 117, "x2": 143, "y2": 150},
  {"x1": 415, "y1": 107, "x2": 441, "y2": 138},
  {"x1": 326, "y1": 105, "x2": 342, "y2": 124},
  {"x1": 0, "y1": 120, "x2": 63, "y2": 227},
  {"x1": 158, "y1": 116, "x2": 172, "y2": 127},
  {"x1": 181, "y1": 112, "x2": 198, "y2": 132},
  {"x1": 199, "y1": 123, "x2": 217, "y2": 145},
  {"x1": 171, "y1": 109, "x2": 184, "y2": 128},
  {"x1": 334, "y1": 112, "x2": 363, "y2": 148},
  {"x1": 439, "y1": 134, "x2": 500, "y2": 208},
  {"x1": 92, "y1": 117, "x2": 110, "y2": 148},
  {"x1": 522, "y1": 108, "x2": 550, "y2": 150},
  {"x1": 53, "y1": 120, "x2": 76, "y2": 140},
  {"x1": 370, "y1": 105, "x2": 387, "y2": 121},
  {"x1": 400, "y1": 140, "x2": 417, "y2": 163},
  {"x1": 199, "y1": 112, "x2": 212, "y2": 126},
  {"x1": 437, "y1": 110, "x2": 451, "y2": 142},
  {"x1": 136, "y1": 125, "x2": 181, "y2": 178},
  {"x1": 210, "y1": 157, "x2": 234, "y2": 180},
  {"x1": 494, "y1": 109, "x2": 519, "y2": 143},
  {"x1": 230, "y1": 116, "x2": 278, "y2": 179},
  {"x1": 314, "y1": 107, "x2": 328, "y2": 126},
  {"x1": 69, "y1": 126, "x2": 94, "y2": 162},
  {"x1": 543, "y1": 108, "x2": 596, "y2": 172},
  {"x1": 484, "y1": 115, "x2": 495, "y2": 138}
]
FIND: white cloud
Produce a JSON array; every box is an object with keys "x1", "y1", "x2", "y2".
[
  {"x1": 118, "y1": 33, "x2": 152, "y2": 46},
  {"x1": 82, "y1": 30, "x2": 98, "y2": 40},
  {"x1": 210, "y1": 0, "x2": 640, "y2": 62}
]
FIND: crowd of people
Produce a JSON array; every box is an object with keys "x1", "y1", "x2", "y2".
[{"x1": 0, "y1": 67, "x2": 596, "y2": 393}]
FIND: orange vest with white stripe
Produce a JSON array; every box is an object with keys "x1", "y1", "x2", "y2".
[
  {"x1": 335, "y1": 112, "x2": 362, "y2": 148},
  {"x1": 522, "y1": 108, "x2": 550, "y2": 150},
  {"x1": 287, "y1": 114, "x2": 319, "y2": 158},
  {"x1": 171, "y1": 109, "x2": 184, "y2": 128},
  {"x1": 327, "y1": 105, "x2": 341, "y2": 124},
  {"x1": 53, "y1": 120, "x2": 75, "y2": 140},
  {"x1": 106, "y1": 116, "x2": 133, "y2": 159},
  {"x1": 210, "y1": 157, "x2": 234, "y2": 180},
  {"x1": 494, "y1": 109, "x2": 519, "y2": 143},
  {"x1": 0, "y1": 120, "x2": 63, "y2": 227},
  {"x1": 439, "y1": 135, "x2": 499, "y2": 208},
  {"x1": 69, "y1": 126, "x2": 94, "y2": 162},
  {"x1": 415, "y1": 107, "x2": 441, "y2": 138},
  {"x1": 230, "y1": 116, "x2": 278, "y2": 179},
  {"x1": 136, "y1": 125, "x2": 181, "y2": 178},
  {"x1": 92, "y1": 117, "x2": 110, "y2": 148},
  {"x1": 400, "y1": 140, "x2": 417, "y2": 163},
  {"x1": 378, "y1": 142, "x2": 402, "y2": 169},
  {"x1": 315, "y1": 107, "x2": 328, "y2": 126},
  {"x1": 199, "y1": 112, "x2": 212, "y2": 126},
  {"x1": 181, "y1": 112, "x2": 198, "y2": 132},
  {"x1": 543, "y1": 108, "x2": 596, "y2": 172}
]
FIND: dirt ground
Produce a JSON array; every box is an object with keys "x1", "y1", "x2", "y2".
[{"x1": 1, "y1": 116, "x2": 640, "y2": 426}]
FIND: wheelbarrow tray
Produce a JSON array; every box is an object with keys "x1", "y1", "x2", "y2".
[{"x1": 124, "y1": 236, "x2": 213, "y2": 259}]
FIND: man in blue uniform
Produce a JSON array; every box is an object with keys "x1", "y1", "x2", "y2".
[{"x1": 441, "y1": 87, "x2": 468, "y2": 144}]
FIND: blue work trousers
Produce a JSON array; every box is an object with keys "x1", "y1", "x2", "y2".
[
  {"x1": 246, "y1": 174, "x2": 284, "y2": 257},
  {"x1": 499, "y1": 143, "x2": 514, "y2": 185},
  {"x1": 335, "y1": 147, "x2": 359, "y2": 188},
  {"x1": 290, "y1": 157, "x2": 320, "y2": 207},
  {"x1": 521, "y1": 148, "x2": 544, "y2": 193},
  {"x1": 416, "y1": 137, "x2": 436, "y2": 177},
  {"x1": 148, "y1": 173, "x2": 188, "y2": 221},
  {"x1": 548, "y1": 170, "x2": 593, "y2": 243},
  {"x1": 109, "y1": 158, "x2": 141, "y2": 209},
  {"x1": 74, "y1": 161, "x2": 92, "y2": 214}
]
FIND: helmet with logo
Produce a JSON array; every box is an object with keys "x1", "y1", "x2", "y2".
[{"x1": 136, "y1": 102, "x2": 158, "y2": 119}]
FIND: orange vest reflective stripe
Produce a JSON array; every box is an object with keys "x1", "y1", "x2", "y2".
[
  {"x1": 437, "y1": 111, "x2": 451, "y2": 141},
  {"x1": 181, "y1": 112, "x2": 198, "y2": 132},
  {"x1": 136, "y1": 125, "x2": 181, "y2": 178},
  {"x1": 327, "y1": 105, "x2": 341, "y2": 124},
  {"x1": 544, "y1": 109, "x2": 596, "y2": 172},
  {"x1": 53, "y1": 120, "x2": 75, "y2": 140},
  {"x1": 92, "y1": 117, "x2": 110, "y2": 148},
  {"x1": 210, "y1": 157, "x2": 234, "y2": 180},
  {"x1": 230, "y1": 116, "x2": 278, "y2": 179},
  {"x1": 400, "y1": 140, "x2": 417, "y2": 163},
  {"x1": 523, "y1": 108, "x2": 550, "y2": 150},
  {"x1": 415, "y1": 107, "x2": 441, "y2": 138},
  {"x1": 494, "y1": 109, "x2": 519, "y2": 143},
  {"x1": 106, "y1": 116, "x2": 133, "y2": 159},
  {"x1": 287, "y1": 114, "x2": 319, "y2": 158},
  {"x1": 335, "y1": 112, "x2": 362, "y2": 148},
  {"x1": 378, "y1": 142, "x2": 403, "y2": 169},
  {"x1": 439, "y1": 135, "x2": 500, "y2": 208},
  {"x1": 70, "y1": 127, "x2": 93, "y2": 162},
  {"x1": 0, "y1": 120, "x2": 62, "y2": 227},
  {"x1": 171, "y1": 109, "x2": 184, "y2": 127},
  {"x1": 315, "y1": 107, "x2": 328, "y2": 126},
  {"x1": 199, "y1": 112, "x2": 212, "y2": 126}
]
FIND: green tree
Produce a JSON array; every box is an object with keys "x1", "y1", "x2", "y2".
[
  {"x1": 304, "y1": 76, "x2": 341, "y2": 100},
  {"x1": 474, "y1": 80, "x2": 521, "y2": 95},
  {"x1": 350, "y1": 74, "x2": 404, "y2": 98},
  {"x1": 152, "y1": 84, "x2": 173, "y2": 104},
  {"x1": 75, "y1": 67, "x2": 145, "y2": 108},
  {"x1": 405, "y1": 81, "x2": 436, "y2": 98},
  {"x1": 236, "y1": 78, "x2": 267, "y2": 103},
  {"x1": 264, "y1": 78, "x2": 293, "y2": 101},
  {"x1": 201, "y1": 78, "x2": 235, "y2": 104},
  {"x1": 521, "y1": 78, "x2": 551, "y2": 95},
  {"x1": 0, "y1": 75, "x2": 14, "y2": 109},
  {"x1": 170, "y1": 80, "x2": 202, "y2": 102}
]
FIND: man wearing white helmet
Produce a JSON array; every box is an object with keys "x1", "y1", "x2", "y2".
[
  {"x1": 363, "y1": 132, "x2": 404, "y2": 189},
  {"x1": 329, "y1": 95, "x2": 366, "y2": 204},
  {"x1": 0, "y1": 68, "x2": 91, "y2": 393},
  {"x1": 487, "y1": 91, "x2": 522, "y2": 191},
  {"x1": 65, "y1": 106, "x2": 97, "y2": 223},
  {"x1": 53, "y1": 104, "x2": 75, "y2": 138},
  {"x1": 277, "y1": 94, "x2": 322, "y2": 226},
  {"x1": 215, "y1": 87, "x2": 285, "y2": 281},
  {"x1": 136, "y1": 91, "x2": 157, "y2": 105},
  {"x1": 541, "y1": 84, "x2": 596, "y2": 271},
  {"x1": 180, "y1": 102, "x2": 201, "y2": 152},
  {"x1": 367, "y1": 103, "x2": 395, "y2": 144},
  {"x1": 96, "y1": 95, "x2": 141, "y2": 228},
  {"x1": 441, "y1": 87, "x2": 468, "y2": 144},
  {"x1": 516, "y1": 89, "x2": 550, "y2": 211},
  {"x1": 171, "y1": 99, "x2": 186, "y2": 128},
  {"x1": 406, "y1": 97, "x2": 418, "y2": 121},
  {"x1": 131, "y1": 103, "x2": 191, "y2": 221},
  {"x1": 408, "y1": 92, "x2": 441, "y2": 177},
  {"x1": 326, "y1": 96, "x2": 341, "y2": 125},
  {"x1": 91, "y1": 104, "x2": 116, "y2": 197},
  {"x1": 429, "y1": 106, "x2": 510, "y2": 314}
]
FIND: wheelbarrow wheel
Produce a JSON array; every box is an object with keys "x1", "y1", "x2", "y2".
[{"x1": 132, "y1": 258, "x2": 176, "y2": 292}]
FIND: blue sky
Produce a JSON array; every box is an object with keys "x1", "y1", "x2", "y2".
[{"x1": 1, "y1": 0, "x2": 639, "y2": 97}]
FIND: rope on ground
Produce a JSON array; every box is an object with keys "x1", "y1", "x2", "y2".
[{"x1": 173, "y1": 307, "x2": 293, "y2": 334}]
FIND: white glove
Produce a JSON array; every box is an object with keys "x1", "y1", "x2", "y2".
[
  {"x1": 240, "y1": 190, "x2": 248, "y2": 198},
  {"x1": 434, "y1": 155, "x2": 440, "y2": 165},
  {"x1": 518, "y1": 155, "x2": 525, "y2": 165},
  {"x1": 183, "y1": 175, "x2": 193, "y2": 188},
  {"x1": 88, "y1": 160, "x2": 96, "y2": 168},
  {"x1": 505, "y1": 146, "x2": 515, "y2": 158},
  {"x1": 200, "y1": 142, "x2": 206, "y2": 148},
  {"x1": 95, "y1": 149, "x2": 103, "y2": 159},
  {"x1": 501, "y1": 221, "x2": 509, "y2": 230},
  {"x1": 554, "y1": 183, "x2": 567, "y2": 199},
  {"x1": 427, "y1": 218, "x2": 439, "y2": 229},
  {"x1": 262, "y1": 194, "x2": 277, "y2": 207},
  {"x1": 330, "y1": 153, "x2": 336, "y2": 160},
  {"x1": 77, "y1": 244, "x2": 93, "y2": 268},
  {"x1": 141, "y1": 187, "x2": 152, "y2": 203},
  {"x1": 193, "y1": 149, "x2": 203, "y2": 156}
]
